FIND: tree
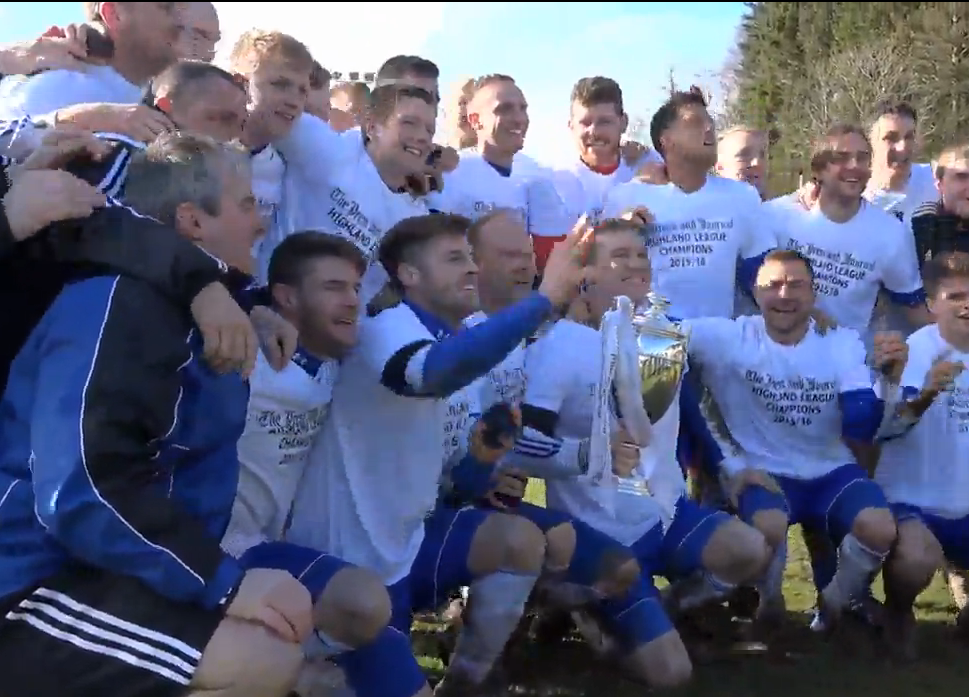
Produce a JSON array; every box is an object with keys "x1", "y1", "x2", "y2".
[{"x1": 729, "y1": 2, "x2": 969, "y2": 194}]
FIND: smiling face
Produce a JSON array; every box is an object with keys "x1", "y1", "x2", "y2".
[
  {"x1": 467, "y1": 78, "x2": 529, "y2": 156},
  {"x1": 244, "y1": 58, "x2": 310, "y2": 143},
  {"x1": 366, "y1": 94, "x2": 436, "y2": 177},
  {"x1": 754, "y1": 255, "x2": 815, "y2": 334},
  {"x1": 569, "y1": 100, "x2": 626, "y2": 164},
  {"x1": 814, "y1": 130, "x2": 873, "y2": 201}
]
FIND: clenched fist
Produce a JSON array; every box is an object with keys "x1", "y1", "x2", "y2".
[
  {"x1": 872, "y1": 331, "x2": 908, "y2": 384},
  {"x1": 923, "y1": 351, "x2": 965, "y2": 396}
]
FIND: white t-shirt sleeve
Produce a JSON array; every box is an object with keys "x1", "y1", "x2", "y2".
[
  {"x1": 358, "y1": 308, "x2": 434, "y2": 391},
  {"x1": 880, "y1": 215, "x2": 924, "y2": 297},
  {"x1": 601, "y1": 182, "x2": 634, "y2": 219},
  {"x1": 739, "y1": 190, "x2": 777, "y2": 259},
  {"x1": 273, "y1": 113, "x2": 357, "y2": 183},
  {"x1": 683, "y1": 317, "x2": 739, "y2": 365},
  {"x1": 0, "y1": 70, "x2": 122, "y2": 120},
  {"x1": 898, "y1": 327, "x2": 939, "y2": 392},
  {"x1": 427, "y1": 171, "x2": 472, "y2": 215},
  {"x1": 522, "y1": 336, "x2": 572, "y2": 412},
  {"x1": 525, "y1": 175, "x2": 573, "y2": 237},
  {"x1": 833, "y1": 328, "x2": 875, "y2": 393}
]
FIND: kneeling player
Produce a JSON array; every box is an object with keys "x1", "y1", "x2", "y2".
[
  {"x1": 511, "y1": 219, "x2": 770, "y2": 687},
  {"x1": 0, "y1": 135, "x2": 314, "y2": 697},
  {"x1": 877, "y1": 252, "x2": 969, "y2": 658},
  {"x1": 287, "y1": 214, "x2": 591, "y2": 696},
  {"x1": 222, "y1": 232, "x2": 419, "y2": 696},
  {"x1": 688, "y1": 250, "x2": 899, "y2": 629}
]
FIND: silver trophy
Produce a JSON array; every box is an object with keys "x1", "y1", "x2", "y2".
[
  {"x1": 634, "y1": 293, "x2": 691, "y2": 422},
  {"x1": 612, "y1": 292, "x2": 691, "y2": 496}
]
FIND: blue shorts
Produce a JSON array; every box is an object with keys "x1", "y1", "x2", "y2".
[
  {"x1": 599, "y1": 498, "x2": 730, "y2": 649},
  {"x1": 892, "y1": 503, "x2": 969, "y2": 569},
  {"x1": 387, "y1": 506, "x2": 490, "y2": 632},
  {"x1": 238, "y1": 541, "x2": 352, "y2": 598},
  {"x1": 513, "y1": 502, "x2": 632, "y2": 587},
  {"x1": 240, "y1": 543, "x2": 427, "y2": 697},
  {"x1": 737, "y1": 463, "x2": 888, "y2": 543}
]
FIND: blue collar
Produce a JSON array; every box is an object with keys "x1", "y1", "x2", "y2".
[
  {"x1": 485, "y1": 159, "x2": 513, "y2": 178},
  {"x1": 291, "y1": 346, "x2": 324, "y2": 377},
  {"x1": 403, "y1": 300, "x2": 455, "y2": 339}
]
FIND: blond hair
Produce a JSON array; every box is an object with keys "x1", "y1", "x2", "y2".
[{"x1": 227, "y1": 29, "x2": 313, "y2": 76}]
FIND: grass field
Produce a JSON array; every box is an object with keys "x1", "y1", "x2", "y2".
[{"x1": 414, "y1": 481, "x2": 969, "y2": 696}]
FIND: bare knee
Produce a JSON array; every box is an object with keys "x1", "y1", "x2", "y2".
[
  {"x1": 631, "y1": 631, "x2": 693, "y2": 689},
  {"x1": 498, "y1": 514, "x2": 547, "y2": 574},
  {"x1": 887, "y1": 520, "x2": 944, "y2": 588},
  {"x1": 751, "y1": 509, "x2": 789, "y2": 552},
  {"x1": 544, "y1": 522, "x2": 577, "y2": 572},
  {"x1": 706, "y1": 518, "x2": 771, "y2": 581},
  {"x1": 593, "y1": 546, "x2": 641, "y2": 598},
  {"x1": 314, "y1": 567, "x2": 392, "y2": 646},
  {"x1": 852, "y1": 507, "x2": 897, "y2": 553},
  {"x1": 191, "y1": 618, "x2": 303, "y2": 697}
]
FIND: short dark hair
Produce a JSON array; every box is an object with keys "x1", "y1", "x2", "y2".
[
  {"x1": 571, "y1": 76, "x2": 624, "y2": 115},
  {"x1": 872, "y1": 100, "x2": 918, "y2": 125},
  {"x1": 267, "y1": 231, "x2": 367, "y2": 288},
  {"x1": 377, "y1": 55, "x2": 439, "y2": 82},
  {"x1": 310, "y1": 60, "x2": 332, "y2": 90},
  {"x1": 760, "y1": 248, "x2": 815, "y2": 282},
  {"x1": 649, "y1": 90, "x2": 707, "y2": 155},
  {"x1": 379, "y1": 213, "x2": 472, "y2": 285},
  {"x1": 369, "y1": 84, "x2": 436, "y2": 124},
  {"x1": 810, "y1": 123, "x2": 871, "y2": 175},
  {"x1": 922, "y1": 251, "x2": 969, "y2": 296},
  {"x1": 152, "y1": 60, "x2": 245, "y2": 104}
]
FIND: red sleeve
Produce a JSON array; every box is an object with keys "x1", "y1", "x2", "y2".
[{"x1": 532, "y1": 234, "x2": 566, "y2": 273}]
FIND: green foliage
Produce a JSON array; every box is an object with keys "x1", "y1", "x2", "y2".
[{"x1": 729, "y1": 2, "x2": 969, "y2": 196}]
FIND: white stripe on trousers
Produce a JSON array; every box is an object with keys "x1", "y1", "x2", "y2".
[{"x1": 5, "y1": 587, "x2": 203, "y2": 686}]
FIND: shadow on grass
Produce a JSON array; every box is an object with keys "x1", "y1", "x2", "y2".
[{"x1": 414, "y1": 607, "x2": 967, "y2": 697}]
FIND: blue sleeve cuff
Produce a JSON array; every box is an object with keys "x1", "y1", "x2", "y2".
[
  {"x1": 678, "y1": 379, "x2": 725, "y2": 476},
  {"x1": 450, "y1": 454, "x2": 494, "y2": 500},
  {"x1": 737, "y1": 253, "x2": 767, "y2": 298},
  {"x1": 839, "y1": 388, "x2": 885, "y2": 442},
  {"x1": 201, "y1": 555, "x2": 246, "y2": 610},
  {"x1": 884, "y1": 287, "x2": 926, "y2": 307}
]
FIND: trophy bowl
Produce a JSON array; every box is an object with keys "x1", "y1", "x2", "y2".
[{"x1": 633, "y1": 294, "x2": 689, "y2": 424}]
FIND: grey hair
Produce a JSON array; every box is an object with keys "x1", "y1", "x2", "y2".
[{"x1": 123, "y1": 132, "x2": 251, "y2": 226}]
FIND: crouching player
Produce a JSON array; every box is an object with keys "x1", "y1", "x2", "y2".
[
  {"x1": 287, "y1": 213, "x2": 592, "y2": 696},
  {"x1": 461, "y1": 210, "x2": 644, "y2": 606},
  {"x1": 687, "y1": 249, "x2": 899, "y2": 629},
  {"x1": 511, "y1": 218, "x2": 770, "y2": 688},
  {"x1": 221, "y1": 232, "x2": 419, "y2": 696},
  {"x1": 877, "y1": 252, "x2": 969, "y2": 659},
  {"x1": 0, "y1": 134, "x2": 314, "y2": 697}
]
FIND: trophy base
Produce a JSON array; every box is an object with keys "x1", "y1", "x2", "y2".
[{"x1": 616, "y1": 476, "x2": 651, "y2": 497}]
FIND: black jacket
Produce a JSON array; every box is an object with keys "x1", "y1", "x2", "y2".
[
  {"x1": 0, "y1": 156, "x2": 228, "y2": 392},
  {"x1": 910, "y1": 199, "x2": 969, "y2": 265}
]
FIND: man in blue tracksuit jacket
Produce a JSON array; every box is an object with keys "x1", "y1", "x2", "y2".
[{"x1": 0, "y1": 131, "x2": 309, "y2": 697}]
